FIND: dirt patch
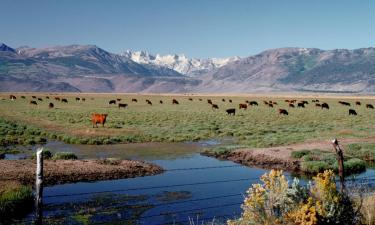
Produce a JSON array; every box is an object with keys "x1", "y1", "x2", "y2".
[
  {"x1": 0, "y1": 159, "x2": 163, "y2": 186},
  {"x1": 204, "y1": 137, "x2": 375, "y2": 172}
]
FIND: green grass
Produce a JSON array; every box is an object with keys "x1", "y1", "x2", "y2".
[
  {"x1": 299, "y1": 149, "x2": 366, "y2": 174},
  {"x1": 0, "y1": 94, "x2": 374, "y2": 148},
  {"x1": 291, "y1": 150, "x2": 311, "y2": 159},
  {"x1": 31, "y1": 149, "x2": 53, "y2": 160},
  {"x1": 0, "y1": 181, "x2": 33, "y2": 219},
  {"x1": 346, "y1": 143, "x2": 375, "y2": 161},
  {"x1": 52, "y1": 152, "x2": 78, "y2": 160}
]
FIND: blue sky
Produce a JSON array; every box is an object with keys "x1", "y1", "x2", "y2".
[{"x1": 1, "y1": 0, "x2": 374, "y2": 58}]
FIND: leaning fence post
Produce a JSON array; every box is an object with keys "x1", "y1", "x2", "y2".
[
  {"x1": 332, "y1": 139, "x2": 345, "y2": 192},
  {"x1": 35, "y1": 147, "x2": 44, "y2": 225}
]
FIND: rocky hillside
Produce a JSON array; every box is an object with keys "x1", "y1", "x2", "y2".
[{"x1": 1, "y1": 43, "x2": 374, "y2": 93}]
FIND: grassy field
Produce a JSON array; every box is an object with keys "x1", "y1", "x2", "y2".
[{"x1": 0, "y1": 93, "x2": 374, "y2": 148}]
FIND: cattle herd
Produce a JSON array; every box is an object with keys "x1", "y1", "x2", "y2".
[{"x1": 3, "y1": 94, "x2": 375, "y2": 128}]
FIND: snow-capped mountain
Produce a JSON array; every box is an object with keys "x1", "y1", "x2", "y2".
[{"x1": 121, "y1": 50, "x2": 240, "y2": 76}]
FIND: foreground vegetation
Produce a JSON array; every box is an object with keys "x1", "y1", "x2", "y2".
[
  {"x1": 0, "y1": 181, "x2": 33, "y2": 220},
  {"x1": 228, "y1": 170, "x2": 375, "y2": 225},
  {"x1": 0, "y1": 93, "x2": 374, "y2": 148}
]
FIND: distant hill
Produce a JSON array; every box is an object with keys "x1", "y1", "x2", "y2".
[{"x1": 1, "y1": 44, "x2": 374, "y2": 93}]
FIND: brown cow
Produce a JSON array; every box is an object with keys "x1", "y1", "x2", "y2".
[
  {"x1": 268, "y1": 103, "x2": 273, "y2": 108},
  {"x1": 32, "y1": 96, "x2": 36, "y2": 99},
  {"x1": 146, "y1": 100, "x2": 152, "y2": 105},
  {"x1": 132, "y1": 98, "x2": 138, "y2": 102},
  {"x1": 9, "y1": 95, "x2": 16, "y2": 100},
  {"x1": 188, "y1": 98, "x2": 193, "y2": 101},
  {"x1": 75, "y1": 97, "x2": 80, "y2": 101},
  {"x1": 199, "y1": 98, "x2": 203, "y2": 101},
  {"x1": 49, "y1": 103, "x2": 54, "y2": 109},
  {"x1": 92, "y1": 113, "x2": 108, "y2": 128},
  {"x1": 212, "y1": 104, "x2": 219, "y2": 110},
  {"x1": 159, "y1": 100, "x2": 163, "y2": 104},
  {"x1": 46, "y1": 96, "x2": 50, "y2": 99},
  {"x1": 222, "y1": 98, "x2": 225, "y2": 102},
  {"x1": 55, "y1": 97, "x2": 61, "y2": 101},
  {"x1": 229, "y1": 99, "x2": 232, "y2": 103},
  {"x1": 355, "y1": 101, "x2": 361, "y2": 106},
  {"x1": 239, "y1": 103, "x2": 247, "y2": 110},
  {"x1": 116, "y1": 98, "x2": 122, "y2": 102},
  {"x1": 61, "y1": 98, "x2": 68, "y2": 103},
  {"x1": 172, "y1": 99, "x2": 179, "y2": 104},
  {"x1": 278, "y1": 109, "x2": 288, "y2": 115},
  {"x1": 207, "y1": 99, "x2": 212, "y2": 105},
  {"x1": 21, "y1": 96, "x2": 26, "y2": 99},
  {"x1": 289, "y1": 103, "x2": 295, "y2": 108},
  {"x1": 315, "y1": 103, "x2": 321, "y2": 107},
  {"x1": 82, "y1": 98, "x2": 86, "y2": 102}
]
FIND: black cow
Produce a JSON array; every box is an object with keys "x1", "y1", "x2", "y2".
[
  {"x1": 278, "y1": 109, "x2": 288, "y2": 115},
  {"x1": 118, "y1": 103, "x2": 128, "y2": 109},
  {"x1": 61, "y1": 98, "x2": 68, "y2": 103},
  {"x1": 321, "y1": 103, "x2": 329, "y2": 109},
  {"x1": 226, "y1": 108, "x2": 235, "y2": 115},
  {"x1": 109, "y1": 100, "x2": 116, "y2": 105},
  {"x1": 49, "y1": 103, "x2": 54, "y2": 109},
  {"x1": 297, "y1": 103, "x2": 305, "y2": 108},
  {"x1": 30, "y1": 100, "x2": 37, "y2": 105},
  {"x1": 366, "y1": 104, "x2": 374, "y2": 109},
  {"x1": 212, "y1": 104, "x2": 219, "y2": 110},
  {"x1": 249, "y1": 101, "x2": 258, "y2": 106},
  {"x1": 160, "y1": 100, "x2": 163, "y2": 104},
  {"x1": 349, "y1": 109, "x2": 357, "y2": 116}
]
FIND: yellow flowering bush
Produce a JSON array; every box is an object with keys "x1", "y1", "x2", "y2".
[{"x1": 229, "y1": 170, "x2": 361, "y2": 225}]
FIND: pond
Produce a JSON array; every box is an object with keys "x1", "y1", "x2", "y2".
[{"x1": 18, "y1": 140, "x2": 375, "y2": 224}]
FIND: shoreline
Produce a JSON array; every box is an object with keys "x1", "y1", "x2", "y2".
[{"x1": 0, "y1": 159, "x2": 163, "y2": 186}]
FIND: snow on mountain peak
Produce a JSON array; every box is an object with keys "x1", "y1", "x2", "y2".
[{"x1": 121, "y1": 50, "x2": 240, "y2": 76}]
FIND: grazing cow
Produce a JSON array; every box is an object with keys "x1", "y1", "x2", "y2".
[
  {"x1": 212, "y1": 104, "x2": 219, "y2": 110},
  {"x1": 172, "y1": 99, "x2": 179, "y2": 105},
  {"x1": 37, "y1": 98, "x2": 43, "y2": 101},
  {"x1": 109, "y1": 100, "x2": 116, "y2": 105},
  {"x1": 199, "y1": 98, "x2": 202, "y2": 101},
  {"x1": 278, "y1": 109, "x2": 288, "y2": 115},
  {"x1": 146, "y1": 100, "x2": 152, "y2": 105},
  {"x1": 239, "y1": 103, "x2": 247, "y2": 110},
  {"x1": 55, "y1": 97, "x2": 61, "y2": 101},
  {"x1": 188, "y1": 98, "x2": 193, "y2": 101},
  {"x1": 349, "y1": 109, "x2": 357, "y2": 116},
  {"x1": 118, "y1": 103, "x2": 128, "y2": 109},
  {"x1": 355, "y1": 101, "x2": 361, "y2": 106},
  {"x1": 285, "y1": 100, "x2": 290, "y2": 103},
  {"x1": 366, "y1": 104, "x2": 374, "y2": 109},
  {"x1": 226, "y1": 108, "x2": 235, "y2": 115},
  {"x1": 92, "y1": 113, "x2": 108, "y2": 128},
  {"x1": 82, "y1": 98, "x2": 86, "y2": 102},
  {"x1": 116, "y1": 98, "x2": 122, "y2": 102},
  {"x1": 49, "y1": 103, "x2": 54, "y2": 109},
  {"x1": 264, "y1": 101, "x2": 269, "y2": 105},
  {"x1": 268, "y1": 103, "x2": 273, "y2": 108},
  {"x1": 315, "y1": 103, "x2": 321, "y2": 107},
  {"x1": 302, "y1": 100, "x2": 309, "y2": 105},
  {"x1": 61, "y1": 98, "x2": 68, "y2": 103},
  {"x1": 9, "y1": 95, "x2": 16, "y2": 100},
  {"x1": 132, "y1": 98, "x2": 138, "y2": 102},
  {"x1": 289, "y1": 103, "x2": 295, "y2": 108},
  {"x1": 207, "y1": 99, "x2": 212, "y2": 105},
  {"x1": 159, "y1": 100, "x2": 163, "y2": 104},
  {"x1": 297, "y1": 103, "x2": 305, "y2": 108},
  {"x1": 222, "y1": 98, "x2": 225, "y2": 102},
  {"x1": 46, "y1": 96, "x2": 50, "y2": 99},
  {"x1": 229, "y1": 99, "x2": 232, "y2": 103},
  {"x1": 21, "y1": 96, "x2": 26, "y2": 99},
  {"x1": 272, "y1": 102, "x2": 278, "y2": 105},
  {"x1": 30, "y1": 100, "x2": 37, "y2": 105},
  {"x1": 321, "y1": 103, "x2": 329, "y2": 109},
  {"x1": 312, "y1": 99, "x2": 319, "y2": 103},
  {"x1": 249, "y1": 101, "x2": 258, "y2": 106},
  {"x1": 75, "y1": 97, "x2": 80, "y2": 101},
  {"x1": 32, "y1": 96, "x2": 36, "y2": 99},
  {"x1": 339, "y1": 101, "x2": 351, "y2": 106},
  {"x1": 312, "y1": 100, "x2": 316, "y2": 103}
]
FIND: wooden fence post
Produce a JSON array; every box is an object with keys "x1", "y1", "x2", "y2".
[
  {"x1": 35, "y1": 147, "x2": 44, "y2": 225},
  {"x1": 332, "y1": 139, "x2": 345, "y2": 192}
]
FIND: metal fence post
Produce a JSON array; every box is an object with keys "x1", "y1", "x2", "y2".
[{"x1": 35, "y1": 147, "x2": 44, "y2": 224}]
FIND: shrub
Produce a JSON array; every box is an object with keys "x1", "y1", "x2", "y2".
[
  {"x1": 301, "y1": 161, "x2": 331, "y2": 173},
  {"x1": 31, "y1": 150, "x2": 53, "y2": 160},
  {"x1": 52, "y1": 152, "x2": 77, "y2": 160},
  {"x1": 228, "y1": 170, "x2": 361, "y2": 225},
  {"x1": 291, "y1": 150, "x2": 311, "y2": 159}
]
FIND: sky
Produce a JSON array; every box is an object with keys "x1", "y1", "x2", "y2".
[{"x1": 1, "y1": 0, "x2": 374, "y2": 58}]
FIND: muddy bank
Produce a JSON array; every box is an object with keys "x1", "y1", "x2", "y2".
[
  {"x1": 0, "y1": 159, "x2": 163, "y2": 186},
  {"x1": 203, "y1": 150, "x2": 300, "y2": 172}
]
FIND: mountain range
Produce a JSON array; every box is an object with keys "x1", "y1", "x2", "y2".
[{"x1": 1, "y1": 43, "x2": 374, "y2": 93}]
